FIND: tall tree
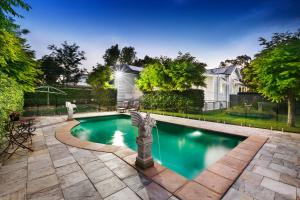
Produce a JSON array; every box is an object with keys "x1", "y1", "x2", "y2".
[
  {"x1": 119, "y1": 46, "x2": 136, "y2": 65},
  {"x1": 0, "y1": 0, "x2": 41, "y2": 92},
  {"x1": 0, "y1": 0, "x2": 30, "y2": 31},
  {"x1": 40, "y1": 56, "x2": 63, "y2": 85},
  {"x1": 103, "y1": 44, "x2": 120, "y2": 66},
  {"x1": 87, "y1": 64, "x2": 112, "y2": 89},
  {"x1": 243, "y1": 29, "x2": 300, "y2": 127},
  {"x1": 48, "y1": 41, "x2": 86, "y2": 85},
  {"x1": 133, "y1": 55, "x2": 157, "y2": 67},
  {"x1": 220, "y1": 55, "x2": 251, "y2": 67},
  {"x1": 136, "y1": 52, "x2": 206, "y2": 91}
]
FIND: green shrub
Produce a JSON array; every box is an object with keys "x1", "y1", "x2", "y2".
[
  {"x1": 226, "y1": 105, "x2": 275, "y2": 119},
  {"x1": 91, "y1": 88, "x2": 117, "y2": 109},
  {"x1": 257, "y1": 102, "x2": 277, "y2": 112},
  {"x1": 24, "y1": 86, "x2": 117, "y2": 111},
  {"x1": 0, "y1": 73, "x2": 24, "y2": 149},
  {"x1": 141, "y1": 89, "x2": 204, "y2": 113},
  {"x1": 24, "y1": 87, "x2": 93, "y2": 106}
]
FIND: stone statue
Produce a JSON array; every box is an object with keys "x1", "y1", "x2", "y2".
[
  {"x1": 130, "y1": 111, "x2": 156, "y2": 169},
  {"x1": 65, "y1": 101, "x2": 77, "y2": 120}
]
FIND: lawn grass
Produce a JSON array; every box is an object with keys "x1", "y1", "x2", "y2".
[{"x1": 142, "y1": 109, "x2": 300, "y2": 133}]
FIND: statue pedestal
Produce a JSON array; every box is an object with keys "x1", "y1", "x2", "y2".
[
  {"x1": 135, "y1": 136, "x2": 154, "y2": 169},
  {"x1": 67, "y1": 111, "x2": 73, "y2": 121}
]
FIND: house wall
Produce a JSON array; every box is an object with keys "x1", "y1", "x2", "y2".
[
  {"x1": 202, "y1": 76, "x2": 215, "y2": 101},
  {"x1": 203, "y1": 69, "x2": 244, "y2": 110},
  {"x1": 115, "y1": 72, "x2": 142, "y2": 102}
]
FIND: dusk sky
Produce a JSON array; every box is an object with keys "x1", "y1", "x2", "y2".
[{"x1": 18, "y1": 0, "x2": 300, "y2": 70}]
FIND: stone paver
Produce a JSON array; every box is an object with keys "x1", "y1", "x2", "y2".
[
  {"x1": 222, "y1": 188, "x2": 253, "y2": 200},
  {"x1": 87, "y1": 167, "x2": 114, "y2": 184},
  {"x1": 62, "y1": 180, "x2": 101, "y2": 200},
  {"x1": 55, "y1": 162, "x2": 81, "y2": 177},
  {"x1": 0, "y1": 189, "x2": 25, "y2": 200},
  {"x1": 104, "y1": 187, "x2": 140, "y2": 200},
  {"x1": 112, "y1": 164, "x2": 138, "y2": 180},
  {"x1": 136, "y1": 182, "x2": 172, "y2": 200},
  {"x1": 1, "y1": 113, "x2": 300, "y2": 200},
  {"x1": 95, "y1": 176, "x2": 126, "y2": 198},
  {"x1": 58, "y1": 170, "x2": 88, "y2": 189},
  {"x1": 152, "y1": 169, "x2": 188, "y2": 192},
  {"x1": 27, "y1": 174, "x2": 59, "y2": 194},
  {"x1": 261, "y1": 177, "x2": 296, "y2": 199},
  {"x1": 175, "y1": 181, "x2": 221, "y2": 200},
  {"x1": 81, "y1": 160, "x2": 106, "y2": 174},
  {"x1": 252, "y1": 166, "x2": 280, "y2": 180},
  {"x1": 194, "y1": 170, "x2": 232, "y2": 195},
  {"x1": 123, "y1": 174, "x2": 151, "y2": 192},
  {"x1": 27, "y1": 186, "x2": 64, "y2": 200}
]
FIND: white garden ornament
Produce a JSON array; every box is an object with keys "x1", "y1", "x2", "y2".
[{"x1": 65, "y1": 101, "x2": 77, "y2": 120}]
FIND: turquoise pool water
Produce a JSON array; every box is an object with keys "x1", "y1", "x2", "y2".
[{"x1": 72, "y1": 115, "x2": 244, "y2": 179}]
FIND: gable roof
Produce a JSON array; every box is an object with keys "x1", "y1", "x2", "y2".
[{"x1": 206, "y1": 65, "x2": 236, "y2": 75}]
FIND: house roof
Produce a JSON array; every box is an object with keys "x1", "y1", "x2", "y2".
[
  {"x1": 206, "y1": 65, "x2": 236, "y2": 75},
  {"x1": 112, "y1": 64, "x2": 143, "y2": 74},
  {"x1": 128, "y1": 65, "x2": 143, "y2": 72}
]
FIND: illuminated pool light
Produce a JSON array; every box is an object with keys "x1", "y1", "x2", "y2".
[{"x1": 189, "y1": 131, "x2": 203, "y2": 137}]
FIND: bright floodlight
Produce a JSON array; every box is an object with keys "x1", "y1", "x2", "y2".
[{"x1": 115, "y1": 71, "x2": 123, "y2": 79}]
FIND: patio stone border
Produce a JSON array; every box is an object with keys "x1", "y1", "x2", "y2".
[{"x1": 55, "y1": 113, "x2": 268, "y2": 200}]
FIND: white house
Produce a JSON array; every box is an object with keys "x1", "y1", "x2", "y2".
[
  {"x1": 113, "y1": 64, "x2": 246, "y2": 110},
  {"x1": 201, "y1": 65, "x2": 247, "y2": 110},
  {"x1": 113, "y1": 65, "x2": 143, "y2": 102}
]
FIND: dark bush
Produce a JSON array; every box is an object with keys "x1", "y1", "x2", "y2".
[
  {"x1": 91, "y1": 88, "x2": 117, "y2": 110},
  {"x1": 0, "y1": 73, "x2": 24, "y2": 149},
  {"x1": 24, "y1": 87, "x2": 93, "y2": 106},
  {"x1": 24, "y1": 86, "x2": 117, "y2": 110},
  {"x1": 226, "y1": 105, "x2": 275, "y2": 119},
  {"x1": 141, "y1": 89, "x2": 204, "y2": 113}
]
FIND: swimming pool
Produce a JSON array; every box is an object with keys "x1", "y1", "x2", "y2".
[{"x1": 71, "y1": 114, "x2": 244, "y2": 179}]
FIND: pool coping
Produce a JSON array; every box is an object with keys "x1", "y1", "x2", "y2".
[{"x1": 55, "y1": 112, "x2": 268, "y2": 200}]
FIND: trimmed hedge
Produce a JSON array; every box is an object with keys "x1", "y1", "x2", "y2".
[
  {"x1": 24, "y1": 86, "x2": 117, "y2": 110},
  {"x1": 24, "y1": 87, "x2": 93, "y2": 106},
  {"x1": 141, "y1": 89, "x2": 204, "y2": 113},
  {"x1": 0, "y1": 73, "x2": 24, "y2": 149}
]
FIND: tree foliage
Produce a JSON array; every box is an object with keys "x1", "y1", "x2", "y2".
[
  {"x1": 243, "y1": 29, "x2": 300, "y2": 127},
  {"x1": 48, "y1": 41, "x2": 86, "y2": 85},
  {"x1": 0, "y1": 0, "x2": 30, "y2": 31},
  {"x1": 87, "y1": 64, "x2": 112, "y2": 89},
  {"x1": 0, "y1": 29, "x2": 41, "y2": 92},
  {"x1": 133, "y1": 55, "x2": 157, "y2": 67},
  {"x1": 136, "y1": 52, "x2": 206, "y2": 92},
  {"x1": 40, "y1": 56, "x2": 63, "y2": 85},
  {"x1": 0, "y1": 0, "x2": 41, "y2": 92},
  {"x1": 0, "y1": 0, "x2": 31, "y2": 17},
  {"x1": 220, "y1": 55, "x2": 251, "y2": 67},
  {"x1": 103, "y1": 44, "x2": 120, "y2": 66},
  {"x1": 119, "y1": 46, "x2": 136, "y2": 65}
]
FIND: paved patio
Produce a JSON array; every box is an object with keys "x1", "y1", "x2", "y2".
[{"x1": 0, "y1": 113, "x2": 300, "y2": 200}]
